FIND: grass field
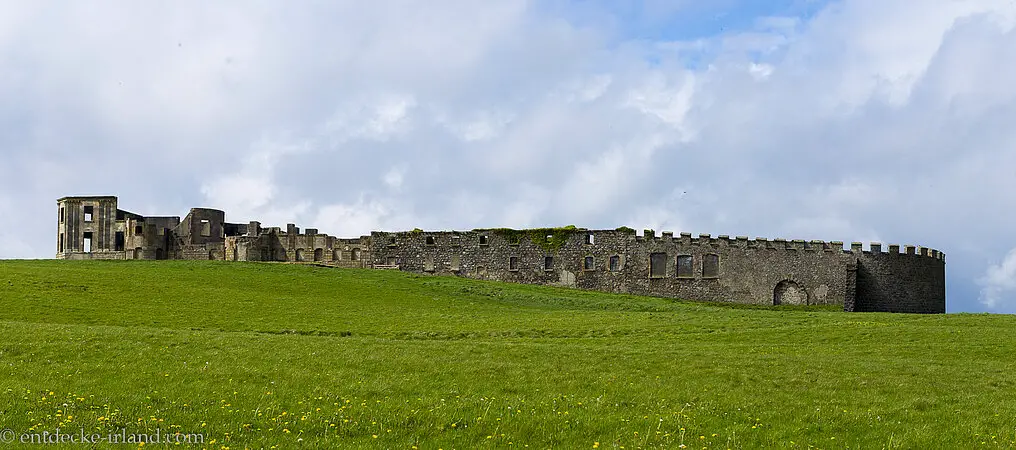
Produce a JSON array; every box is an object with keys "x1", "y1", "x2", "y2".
[{"x1": 0, "y1": 260, "x2": 1014, "y2": 449}]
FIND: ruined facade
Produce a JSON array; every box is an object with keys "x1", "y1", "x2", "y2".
[
  {"x1": 55, "y1": 196, "x2": 366, "y2": 267},
  {"x1": 56, "y1": 196, "x2": 947, "y2": 313}
]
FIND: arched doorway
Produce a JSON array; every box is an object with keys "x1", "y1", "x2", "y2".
[
  {"x1": 314, "y1": 248, "x2": 323, "y2": 261},
  {"x1": 295, "y1": 248, "x2": 304, "y2": 261},
  {"x1": 774, "y1": 280, "x2": 807, "y2": 305},
  {"x1": 155, "y1": 248, "x2": 165, "y2": 260},
  {"x1": 133, "y1": 247, "x2": 142, "y2": 259},
  {"x1": 351, "y1": 248, "x2": 360, "y2": 261}
]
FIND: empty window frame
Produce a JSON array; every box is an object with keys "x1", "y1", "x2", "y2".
[
  {"x1": 83, "y1": 205, "x2": 94, "y2": 222},
  {"x1": 509, "y1": 256, "x2": 519, "y2": 271},
  {"x1": 544, "y1": 256, "x2": 554, "y2": 271},
  {"x1": 425, "y1": 236, "x2": 436, "y2": 245},
  {"x1": 649, "y1": 252, "x2": 667, "y2": 278},
  {"x1": 702, "y1": 254, "x2": 720, "y2": 278},
  {"x1": 59, "y1": 207, "x2": 64, "y2": 223},
  {"x1": 677, "y1": 255, "x2": 694, "y2": 278},
  {"x1": 83, "y1": 232, "x2": 93, "y2": 253},
  {"x1": 583, "y1": 256, "x2": 595, "y2": 271},
  {"x1": 58, "y1": 233, "x2": 64, "y2": 252},
  {"x1": 585, "y1": 233, "x2": 595, "y2": 244},
  {"x1": 200, "y1": 220, "x2": 211, "y2": 237},
  {"x1": 609, "y1": 255, "x2": 620, "y2": 272},
  {"x1": 479, "y1": 235, "x2": 489, "y2": 246},
  {"x1": 114, "y1": 231, "x2": 125, "y2": 251},
  {"x1": 134, "y1": 225, "x2": 143, "y2": 235}
]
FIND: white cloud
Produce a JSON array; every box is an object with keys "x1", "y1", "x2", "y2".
[
  {"x1": 979, "y1": 248, "x2": 1016, "y2": 310},
  {"x1": 382, "y1": 166, "x2": 407, "y2": 190},
  {"x1": 5, "y1": 0, "x2": 1016, "y2": 313}
]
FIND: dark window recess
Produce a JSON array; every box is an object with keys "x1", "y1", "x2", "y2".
[
  {"x1": 609, "y1": 255, "x2": 620, "y2": 271},
  {"x1": 703, "y1": 254, "x2": 720, "y2": 277},
  {"x1": 509, "y1": 256, "x2": 519, "y2": 271},
  {"x1": 200, "y1": 220, "x2": 211, "y2": 237},
  {"x1": 314, "y1": 248, "x2": 323, "y2": 261},
  {"x1": 585, "y1": 233, "x2": 595, "y2": 244},
  {"x1": 135, "y1": 225, "x2": 143, "y2": 235},
  {"x1": 83, "y1": 206, "x2": 93, "y2": 222},
  {"x1": 677, "y1": 255, "x2": 694, "y2": 277},
  {"x1": 584, "y1": 256, "x2": 594, "y2": 270},
  {"x1": 58, "y1": 233, "x2": 64, "y2": 252},
  {"x1": 59, "y1": 207, "x2": 64, "y2": 223},
  {"x1": 114, "y1": 231, "x2": 125, "y2": 251},
  {"x1": 479, "y1": 235, "x2": 489, "y2": 245},
  {"x1": 544, "y1": 256, "x2": 554, "y2": 270},
  {"x1": 425, "y1": 236, "x2": 435, "y2": 245},
  {"x1": 650, "y1": 252, "x2": 667, "y2": 277}
]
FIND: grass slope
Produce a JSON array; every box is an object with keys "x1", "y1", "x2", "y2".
[{"x1": 0, "y1": 260, "x2": 1013, "y2": 449}]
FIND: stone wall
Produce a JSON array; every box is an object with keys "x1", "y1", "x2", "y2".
[
  {"x1": 54, "y1": 196, "x2": 946, "y2": 313},
  {"x1": 367, "y1": 228, "x2": 946, "y2": 312},
  {"x1": 854, "y1": 245, "x2": 946, "y2": 313}
]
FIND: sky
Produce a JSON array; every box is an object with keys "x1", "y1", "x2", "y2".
[{"x1": 2, "y1": 0, "x2": 1015, "y2": 313}]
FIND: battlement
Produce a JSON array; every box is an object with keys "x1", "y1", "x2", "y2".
[
  {"x1": 55, "y1": 196, "x2": 946, "y2": 314},
  {"x1": 368, "y1": 227, "x2": 947, "y2": 265},
  {"x1": 853, "y1": 241, "x2": 946, "y2": 262}
]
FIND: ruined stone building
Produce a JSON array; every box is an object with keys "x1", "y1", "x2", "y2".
[{"x1": 56, "y1": 195, "x2": 947, "y2": 313}]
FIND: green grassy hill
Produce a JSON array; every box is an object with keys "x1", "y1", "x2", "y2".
[{"x1": 0, "y1": 260, "x2": 1013, "y2": 448}]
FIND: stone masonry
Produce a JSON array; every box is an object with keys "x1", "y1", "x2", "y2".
[{"x1": 56, "y1": 196, "x2": 946, "y2": 313}]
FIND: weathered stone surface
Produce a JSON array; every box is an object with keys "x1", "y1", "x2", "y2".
[{"x1": 55, "y1": 196, "x2": 946, "y2": 313}]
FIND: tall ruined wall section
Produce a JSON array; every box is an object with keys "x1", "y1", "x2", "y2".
[
  {"x1": 227, "y1": 223, "x2": 368, "y2": 266},
  {"x1": 369, "y1": 229, "x2": 855, "y2": 307}
]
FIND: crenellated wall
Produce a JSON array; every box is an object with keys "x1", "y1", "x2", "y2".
[
  {"x1": 54, "y1": 196, "x2": 946, "y2": 313},
  {"x1": 367, "y1": 228, "x2": 946, "y2": 313},
  {"x1": 854, "y1": 244, "x2": 946, "y2": 313}
]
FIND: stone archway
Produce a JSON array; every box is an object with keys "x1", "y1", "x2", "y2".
[
  {"x1": 295, "y1": 248, "x2": 305, "y2": 261},
  {"x1": 773, "y1": 280, "x2": 808, "y2": 305},
  {"x1": 314, "y1": 248, "x2": 323, "y2": 261}
]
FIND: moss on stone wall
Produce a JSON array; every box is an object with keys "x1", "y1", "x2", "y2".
[{"x1": 479, "y1": 226, "x2": 580, "y2": 253}]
